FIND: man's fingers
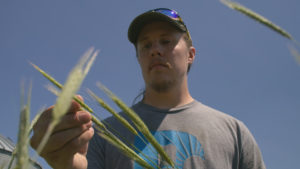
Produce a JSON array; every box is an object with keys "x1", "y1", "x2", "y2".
[
  {"x1": 41, "y1": 125, "x2": 94, "y2": 158},
  {"x1": 69, "y1": 95, "x2": 84, "y2": 112},
  {"x1": 33, "y1": 96, "x2": 83, "y2": 133},
  {"x1": 53, "y1": 111, "x2": 91, "y2": 132},
  {"x1": 75, "y1": 95, "x2": 84, "y2": 102},
  {"x1": 42, "y1": 127, "x2": 92, "y2": 169},
  {"x1": 32, "y1": 95, "x2": 87, "y2": 137},
  {"x1": 65, "y1": 127, "x2": 94, "y2": 155},
  {"x1": 30, "y1": 95, "x2": 91, "y2": 169},
  {"x1": 37, "y1": 121, "x2": 93, "y2": 155},
  {"x1": 30, "y1": 95, "x2": 88, "y2": 151},
  {"x1": 67, "y1": 99, "x2": 82, "y2": 114},
  {"x1": 30, "y1": 106, "x2": 54, "y2": 149}
]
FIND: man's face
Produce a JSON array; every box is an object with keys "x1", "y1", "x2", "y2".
[{"x1": 136, "y1": 21, "x2": 195, "y2": 92}]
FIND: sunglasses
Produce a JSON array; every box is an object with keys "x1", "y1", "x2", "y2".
[{"x1": 150, "y1": 8, "x2": 191, "y2": 40}]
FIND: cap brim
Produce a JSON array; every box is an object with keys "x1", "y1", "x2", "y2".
[{"x1": 128, "y1": 11, "x2": 186, "y2": 44}]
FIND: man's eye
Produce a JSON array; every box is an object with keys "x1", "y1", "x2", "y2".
[
  {"x1": 161, "y1": 40, "x2": 171, "y2": 44},
  {"x1": 144, "y1": 43, "x2": 151, "y2": 49}
]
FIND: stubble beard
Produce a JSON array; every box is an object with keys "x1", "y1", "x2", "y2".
[{"x1": 150, "y1": 78, "x2": 176, "y2": 93}]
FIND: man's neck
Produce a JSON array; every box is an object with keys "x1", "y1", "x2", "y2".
[{"x1": 143, "y1": 83, "x2": 194, "y2": 109}]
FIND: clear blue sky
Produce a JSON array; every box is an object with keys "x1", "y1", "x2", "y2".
[{"x1": 1, "y1": 0, "x2": 299, "y2": 168}]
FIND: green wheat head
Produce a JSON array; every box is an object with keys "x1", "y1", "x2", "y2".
[
  {"x1": 220, "y1": 0, "x2": 300, "y2": 65},
  {"x1": 31, "y1": 48, "x2": 170, "y2": 168},
  {"x1": 220, "y1": 0, "x2": 293, "y2": 40}
]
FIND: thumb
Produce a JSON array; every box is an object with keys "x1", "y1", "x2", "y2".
[
  {"x1": 68, "y1": 95, "x2": 84, "y2": 113},
  {"x1": 76, "y1": 95, "x2": 84, "y2": 102}
]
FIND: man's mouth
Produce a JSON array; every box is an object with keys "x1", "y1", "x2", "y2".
[{"x1": 149, "y1": 62, "x2": 169, "y2": 71}]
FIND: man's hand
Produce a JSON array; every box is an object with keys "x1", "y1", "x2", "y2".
[{"x1": 30, "y1": 96, "x2": 94, "y2": 169}]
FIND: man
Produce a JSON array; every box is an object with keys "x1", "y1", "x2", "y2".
[{"x1": 31, "y1": 8, "x2": 266, "y2": 169}]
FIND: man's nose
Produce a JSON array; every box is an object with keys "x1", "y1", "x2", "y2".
[{"x1": 150, "y1": 42, "x2": 162, "y2": 57}]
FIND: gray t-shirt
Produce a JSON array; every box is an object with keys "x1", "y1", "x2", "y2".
[{"x1": 87, "y1": 100, "x2": 265, "y2": 169}]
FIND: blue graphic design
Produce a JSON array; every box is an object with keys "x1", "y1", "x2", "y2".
[{"x1": 134, "y1": 130, "x2": 205, "y2": 169}]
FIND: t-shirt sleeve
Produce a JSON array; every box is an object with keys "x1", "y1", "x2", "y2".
[
  {"x1": 238, "y1": 122, "x2": 266, "y2": 169},
  {"x1": 87, "y1": 128, "x2": 105, "y2": 169}
]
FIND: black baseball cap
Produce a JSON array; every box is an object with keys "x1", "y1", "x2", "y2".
[{"x1": 128, "y1": 8, "x2": 191, "y2": 44}]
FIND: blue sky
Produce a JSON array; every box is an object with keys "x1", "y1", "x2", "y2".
[{"x1": 1, "y1": 0, "x2": 299, "y2": 168}]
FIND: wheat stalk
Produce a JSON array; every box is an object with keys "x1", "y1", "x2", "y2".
[
  {"x1": 45, "y1": 82, "x2": 155, "y2": 168},
  {"x1": 45, "y1": 79, "x2": 157, "y2": 168},
  {"x1": 87, "y1": 89, "x2": 162, "y2": 168},
  {"x1": 95, "y1": 126, "x2": 155, "y2": 169},
  {"x1": 32, "y1": 50, "x2": 157, "y2": 168},
  {"x1": 220, "y1": 0, "x2": 293, "y2": 40},
  {"x1": 96, "y1": 82, "x2": 176, "y2": 168},
  {"x1": 34, "y1": 47, "x2": 98, "y2": 155},
  {"x1": 13, "y1": 82, "x2": 32, "y2": 169},
  {"x1": 7, "y1": 107, "x2": 43, "y2": 169},
  {"x1": 31, "y1": 63, "x2": 107, "y2": 130},
  {"x1": 87, "y1": 89, "x2": 139, "y2": 135},
  {"x1": 288, "y1": 45, "x2": 300, "y2": 65}
]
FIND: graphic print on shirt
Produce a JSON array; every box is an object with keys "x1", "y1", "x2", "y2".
[{"x1": 133, "y1": 130, "x2": 205, "y2": 169}]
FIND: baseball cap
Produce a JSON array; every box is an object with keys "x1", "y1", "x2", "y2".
[{"x1": 128, "y1": 8, "x2": 191, "y2": 44}]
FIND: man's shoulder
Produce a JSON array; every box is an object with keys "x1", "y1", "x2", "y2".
[
  {"x1": 188, "y1": 100, "x2": 247, "y2": 128},
  {"x1": 102, "y1": 100, "x2": 246, "y2": 130},
  {"x1": 188, "y1": 100, "x2": 239, "y2": 119}
]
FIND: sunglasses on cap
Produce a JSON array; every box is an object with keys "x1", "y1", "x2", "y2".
[{"x1": 151, "y1": 8, "x2": 184, "y2": 23}]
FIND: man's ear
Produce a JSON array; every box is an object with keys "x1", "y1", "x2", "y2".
[{"x1": 188, "y1": 46, "x2": 196, "y2": 64}]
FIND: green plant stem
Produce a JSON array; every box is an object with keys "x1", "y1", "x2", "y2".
[
  {"x1": 97, "y1": 82, "x2": 175, "y2": 168},
  {"x1": 220, "y1": 0, "x2": 293, "y2": 40}
]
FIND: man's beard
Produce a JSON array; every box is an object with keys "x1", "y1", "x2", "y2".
[{"x1": 150, "y1": 79, "x2": 176, "y2": 93}]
